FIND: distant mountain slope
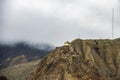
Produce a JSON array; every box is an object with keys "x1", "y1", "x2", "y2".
[
  {"x1": 26, "y1": 39, "x2": 120, "y2": 80},
  {"x1": 0, "y1": 59, "x2": 40, "y2": 80},
  {"x1": 114, "y1": 38, "x2": 120, "y2": 42},
  {"x1": 0, "y1": 42, "x2": 54, "y2": 68}
]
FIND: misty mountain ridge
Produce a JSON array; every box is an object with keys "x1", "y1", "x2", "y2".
[{"x1": 0, "y1": 42, "x2": 54, "y2": 68}]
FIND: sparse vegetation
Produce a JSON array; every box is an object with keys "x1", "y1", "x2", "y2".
[{"x1": 0, "y1": 60, "x2": 40, "y2": 80}]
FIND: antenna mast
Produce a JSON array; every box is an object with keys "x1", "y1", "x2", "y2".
[{"x1": 112, "y1": 8, "x2": 114, "y2": 39}]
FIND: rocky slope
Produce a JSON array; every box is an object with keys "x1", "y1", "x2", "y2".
[{"x1": 25, "y1": 39, "x2": 120, "y2": 80}]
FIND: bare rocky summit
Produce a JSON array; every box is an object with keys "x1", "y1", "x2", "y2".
[{"x1": 25, "y1": 39, "x2": 120, "y2": 80}]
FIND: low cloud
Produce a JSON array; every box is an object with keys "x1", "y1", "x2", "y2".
[{"x1": 0, "y1": 0, "x2": 119, "y2": 45}]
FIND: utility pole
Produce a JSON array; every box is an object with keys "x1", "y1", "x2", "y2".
[{"x1": 112, "y1": 8, "x2": 114, "y2": 39}]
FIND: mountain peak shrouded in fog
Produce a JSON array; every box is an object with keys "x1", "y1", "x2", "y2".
[
  {"x1": 0, "y1": 42, "x2": 54, "y2": 68},
  {"x1": 0, "y1": 38, "x2": 120, "y2": 80},
  {"x1": 0, "y1": 0, "x2": 120, "y2": 46}
]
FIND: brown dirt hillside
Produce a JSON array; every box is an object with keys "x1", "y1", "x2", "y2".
[{"x1": 25, "y1": 39, "x2": 120, "y2": 80}]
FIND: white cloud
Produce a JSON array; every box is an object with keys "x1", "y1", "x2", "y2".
[{"x1": 1, "y1": 0, "x2": 119, "y2": 45}]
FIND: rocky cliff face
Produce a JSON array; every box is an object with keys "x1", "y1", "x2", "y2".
[{"x1": 25, "y1": 39, "x2": 120, "y2": 80}]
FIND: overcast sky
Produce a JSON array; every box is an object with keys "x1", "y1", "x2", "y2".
[{"x1": 0, "y1": 0, "x2": 120, "y2": 46}]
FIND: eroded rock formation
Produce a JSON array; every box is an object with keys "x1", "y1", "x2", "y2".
[{"x1": 26, "y1": 39, "x2": 120, "y2": 80}]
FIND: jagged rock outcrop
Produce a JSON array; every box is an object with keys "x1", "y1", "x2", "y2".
[{"x1": 25, "y1": 39, "x2": 120, "y2": 80}]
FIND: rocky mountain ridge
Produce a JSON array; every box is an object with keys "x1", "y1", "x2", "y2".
[{"x1": 26, "y1": 39, "x2": 120, "y2": 80}]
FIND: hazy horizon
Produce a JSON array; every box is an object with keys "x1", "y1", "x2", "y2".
[{"x1": 0, "y1": 0, "x2": 120, "y2": 46}]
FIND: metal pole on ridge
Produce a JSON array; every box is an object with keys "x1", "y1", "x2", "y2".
[{"x1": 112, "y1": 8, "x2": 114, "y2": 39}]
